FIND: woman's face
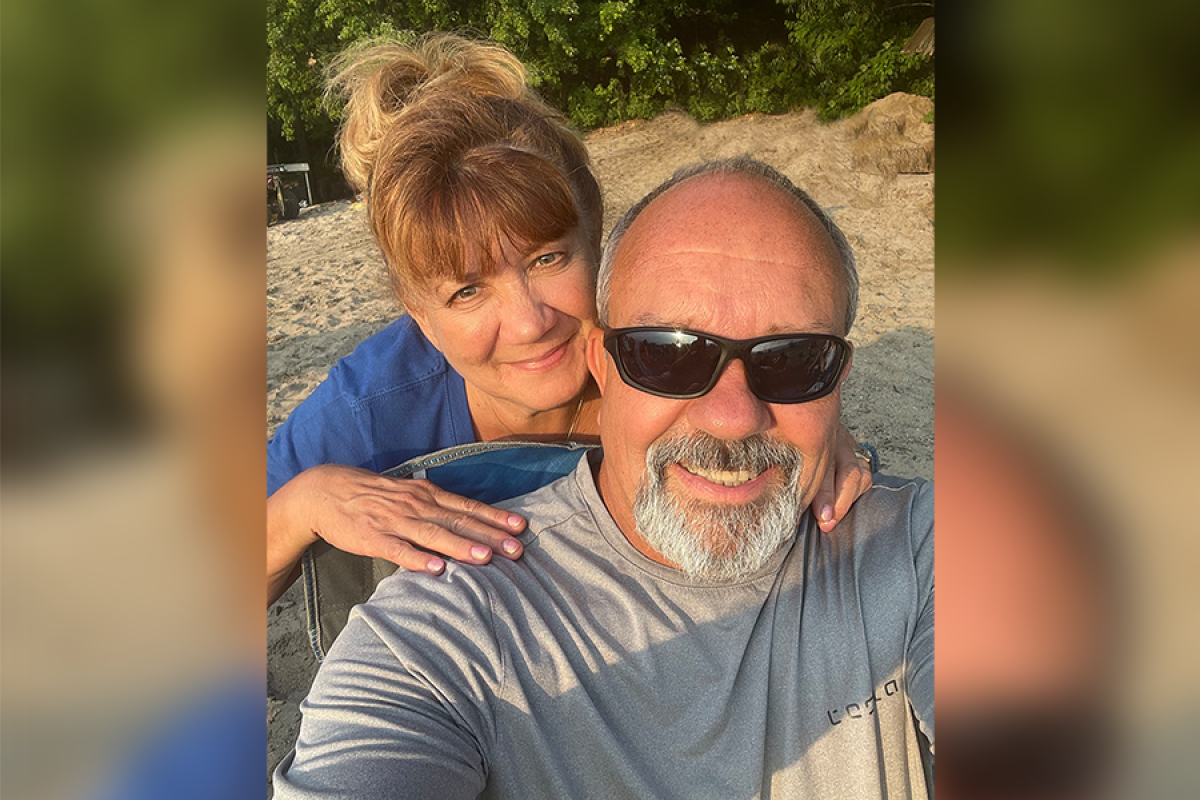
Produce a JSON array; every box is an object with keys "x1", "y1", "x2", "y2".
[{"x1": 407, "y1": 228, "x2": 597, "y2": 416}]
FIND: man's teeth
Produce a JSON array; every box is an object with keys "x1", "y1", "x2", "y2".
[{"x1": 681, "y1": 463, "x2": 762, "y2": 487}]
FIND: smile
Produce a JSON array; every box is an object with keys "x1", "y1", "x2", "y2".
[
  {"x1": 667, "y1": 462, "x2": 779, "y2": 504},
  {"x1": 680, "y1": 463, "x2": 763, "y2": 487},
  {"x1": 509, "y1": 339, "x2": 572, "y2": 372}
]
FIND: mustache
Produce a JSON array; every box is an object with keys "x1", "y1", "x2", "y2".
[{"x1": 647, "y1": 431, "x2": 803, "y2": 476}]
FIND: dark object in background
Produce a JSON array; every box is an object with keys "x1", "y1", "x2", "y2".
[
  {"x1": 268, "y1": 163, "x2": 313, "y2": 224},
  {"x1": 267, "y1": 172, "x2": 300, "y2": 224}
]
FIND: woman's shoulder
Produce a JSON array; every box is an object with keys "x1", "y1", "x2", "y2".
[
  {"x1": 267, "y1": 316, "x2": 469, "y2": 489},
  {"x1": 331, "y1": 316, "x2": 452, "y2": 398}
]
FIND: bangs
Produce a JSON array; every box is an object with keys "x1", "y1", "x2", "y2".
[{"x1": 389, "y1": 147, "x2": 580, "y2": 297}]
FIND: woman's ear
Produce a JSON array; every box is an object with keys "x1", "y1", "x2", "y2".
[{"x1": 585, "y1": 327, "x2": 609, "y2": 394}]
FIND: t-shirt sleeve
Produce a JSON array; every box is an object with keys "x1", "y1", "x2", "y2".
[
  {"x1": 272, "y1": 570, "x2": 503, "y2": 799},
  {"x1": 906, "y1": 480, "x2": 935, "y2": 748},
  {"x1": 267, "y1": 374, "x2": 371, "y2": 497}
]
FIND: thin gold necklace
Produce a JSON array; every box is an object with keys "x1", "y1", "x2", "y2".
[
  {"x1": 565, "y1": 393, "x2": 585, "y2": 440},
  {"x1": 471, "y1": 386, "x2": 587, "y2": 441}
]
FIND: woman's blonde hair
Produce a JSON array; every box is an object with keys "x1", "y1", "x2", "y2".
[{"x1": 327, "y1": 33, "x2": 603, "y2": 305}]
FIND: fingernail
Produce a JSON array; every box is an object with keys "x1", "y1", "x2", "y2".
[
  {"x1": 820, "y1": 505, "x2": 833, "y2": 522},
  {"x1": 502, "y1": 538, "x2": 521, "y2": 555},
  {"x1": 507, "y1": 514, "x2": 524, "y2": 529},
  {"x1": 427, "y1": 557, "x2": 445, "y2": 573},
  {"x1": 470, "y1": 545, "x2": 491, "y2": 560}
]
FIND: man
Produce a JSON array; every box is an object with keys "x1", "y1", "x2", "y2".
[{"x1": 274, "y1": 157, "x2": 934, "y2": 799}]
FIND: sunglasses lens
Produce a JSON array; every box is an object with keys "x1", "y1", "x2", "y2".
[
  {"x1": 750, "y1": 338, "x2": 845, "y2": 403},
  {"x1": 615, "y1": 330, "x2": 722, "y2": 397}
]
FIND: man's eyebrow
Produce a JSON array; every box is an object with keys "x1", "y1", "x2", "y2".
[
  {"x1": 618, "y1": 316, "x2": 841, "y2": 334},
  {"x1": 626, "y1": 313, "x2": 671, "y2": 327},
  {"x1": 764, "y1": 321, "x2": 839, "y2": 335}
]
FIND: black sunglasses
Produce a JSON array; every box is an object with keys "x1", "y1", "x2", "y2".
[{"x1": 603, "y1": 327, "x2": 851, "y2": 404}]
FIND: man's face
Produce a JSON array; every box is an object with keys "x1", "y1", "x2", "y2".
[{"x1": 587, "y1": 173, "x2": 851, "y2": 580}]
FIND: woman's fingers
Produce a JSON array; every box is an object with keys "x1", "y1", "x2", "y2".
[
  {"x1": 834, "y1": 456, "x2": 873, "y2": 523},
  {"x1": 374, "y1": 537, "x2": 448, "y2": 575},
  {"x1": 815, "y1": 427, "x2": 876, "y2": 533},
  {"x1": 303, "y1": 466, "x2": 530, "y2": 568},
  {"x1": 814, "y1": 464, "x2": 839, "y2": 534},
  {"x1": 411, "y1": 483, "x2": 525, "y2": 560},
  {"x1": 375, "y1": 520, "x2": 493, "y2": 569},
  {"x1": 425, "y1": 483, "x2": 526, "y2": 545},
  {"x1": 391, "y1": 512, "x2": 517, "y2": 565},
  {"x1": 351, "y1": 478, "x2": 526, "y2": 566}
]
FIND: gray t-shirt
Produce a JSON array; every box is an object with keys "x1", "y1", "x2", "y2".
[{"x1": 275, "y1": 452, "x2": 934, "y2": 799}]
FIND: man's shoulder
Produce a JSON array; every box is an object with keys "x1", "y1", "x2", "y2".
[
  {"x1": 844, "y1": 475, "x2": 933, "y2": 549},
  {"x1": 859, "y1": 474, "x2": 932, "y2": 515},
  {"x1": 365, "y1": 463, "x2": 597, "y2": 612},
  {"x1": 502, "y1": 460, "x2": 599, "y2": 549},
  {"x1": 833, "y1": 475, "x2": 934, "y2": 588}
]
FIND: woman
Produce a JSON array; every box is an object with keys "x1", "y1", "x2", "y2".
[{"x1": 267, "y1": 34, "x2": 872, "y2": 606}]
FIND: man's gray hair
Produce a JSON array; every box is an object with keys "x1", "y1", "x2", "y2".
[{"x1": 596, "y1": 157, "x2": 859, "y2": 334}]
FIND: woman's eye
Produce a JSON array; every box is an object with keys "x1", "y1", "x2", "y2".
[
  {"x1": 450, "y1": 285, "x2": 478, "y2": 304},
  {"x1": 533, "y1": 252, "x2": 564, "y2": 268}
]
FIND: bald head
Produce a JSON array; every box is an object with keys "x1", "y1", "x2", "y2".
[
  {"x1": 597, "y1": 158, "x2": 858, "y2": 334},
  {"x1": 585, "y1": 159, "x2": 856, "y2": 580}
]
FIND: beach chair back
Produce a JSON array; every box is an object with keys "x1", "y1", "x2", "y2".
[{"x1": 300, "y1": 441, "x2": 598, "y2": 660}]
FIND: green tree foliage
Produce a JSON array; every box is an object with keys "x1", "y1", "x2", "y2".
[
  {"x1": 267, "y1": 0, "x2": 933, "y2": 164},
  {"x1": 782, "y1": 0, "x2": 933, "y2": 119}
]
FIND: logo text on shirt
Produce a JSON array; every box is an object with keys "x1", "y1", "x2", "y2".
[{"x1": 826, "y1": 680, "x2": 901, "y2": 726}]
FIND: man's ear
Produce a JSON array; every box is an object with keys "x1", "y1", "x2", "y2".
[
  {"x1": 838, "y1": 342, "x2": 854, "y2": 386},
  {"x1": 405, "y1": 305, "x2": 443, "y2": 354},
  {"x1": 586, "y1": 327, "x2": 609, "y2": 394}
]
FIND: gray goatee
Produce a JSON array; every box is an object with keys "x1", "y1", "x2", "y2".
[{"x1": 633, "y1": 431, "x2": 806, "y2": 582}]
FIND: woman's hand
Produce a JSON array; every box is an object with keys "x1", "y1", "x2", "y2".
[
  {"x1": 812, "y1": 425, "x2": 875, "y2": 534},
  {"x1": 268, "y1": 464, "x2": 526, "y2": 606}
]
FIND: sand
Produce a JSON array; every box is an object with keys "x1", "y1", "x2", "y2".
[{"x1": 266, "y1": 93, "x2": 934, "y2": 792}]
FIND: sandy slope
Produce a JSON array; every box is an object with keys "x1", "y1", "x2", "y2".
[{"x1": 266, "y1": 93, "x2": 934, "y2": 791}]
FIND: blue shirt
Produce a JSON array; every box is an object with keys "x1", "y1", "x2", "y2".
[{"x1": 268, "y1": 316, "x2": 475, "y2": 496}]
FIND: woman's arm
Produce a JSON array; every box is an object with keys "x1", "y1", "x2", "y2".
[{"x1": 267, "y1": 464, "x2": 527, "y2": 606}]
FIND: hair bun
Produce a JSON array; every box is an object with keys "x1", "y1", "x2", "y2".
[{"x1": 329, "y1": 33, "x2": 531, "y2": 193}]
